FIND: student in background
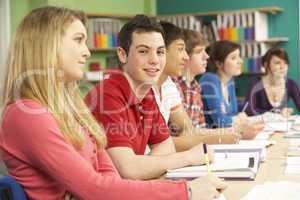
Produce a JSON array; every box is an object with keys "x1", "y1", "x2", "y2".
[
  {"x1": 0, "y1": 7, "x2": 226, "y2": 200},
  {"x1": 199, "y1": 40, "x2": 264, "y2": 139},
  {"x1": 245, "y1": 47, "x2": 300, "y2": 116},
  {"x1": 155, "y1": 23, "x2": 240, "y2": 152},
  {"x1": 85, "y1": 15, "x2": 227, "y2": 198}
]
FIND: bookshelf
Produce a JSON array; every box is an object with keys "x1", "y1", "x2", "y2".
[
  {"x1": 158, "y1": 6, "x2": 288, "y2": 75},
  {"x1": 158, "y1": 6, "x2": 283, "y2": 17},
  {"x1": 89, "y1": 47, "x2": 117, "y2": 52},
  {"x1": 84, "y1": 7, "x2": 288, "y2": 79},
  {"x1": 84, "y1": 13, "x2": 130, "y2": 83},
  {"x1": 87, "y1": 13, "x2": 133, "y2": 19}
]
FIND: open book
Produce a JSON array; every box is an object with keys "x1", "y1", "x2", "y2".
[
  {"x1": 249, "y1": 112, "x2": 293, "y2": 132},
  {"x1": 166, "y1": 152, "x2": 260, "y2": 180},
  {"x1": 211, "y1": 142, "x2": 267, "y2": 161}
]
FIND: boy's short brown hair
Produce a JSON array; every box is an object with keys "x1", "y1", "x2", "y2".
[{"x1": 182, "y1": 29, "x2": 206, "y2": 56}]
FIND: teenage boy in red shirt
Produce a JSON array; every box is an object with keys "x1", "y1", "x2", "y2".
[{"x1": 85, "y1": 15, "x2": 217, "y2": 181}]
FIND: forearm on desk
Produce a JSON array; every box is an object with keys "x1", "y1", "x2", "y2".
[{"x1": 107, "y1": 147, "x2": 194, "y2": 180}]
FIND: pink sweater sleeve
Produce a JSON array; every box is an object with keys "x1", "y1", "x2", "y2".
[{"x1": 1, "y1": 100, "x2": 188, "y2": 200}]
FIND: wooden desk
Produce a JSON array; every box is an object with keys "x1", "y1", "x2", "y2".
[{"x1": 224, "y1": 134, "x2": 300, "y2": 200}]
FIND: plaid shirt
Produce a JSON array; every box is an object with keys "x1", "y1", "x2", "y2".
[{"x1": 173, "y1": 76, "x2": 205, "y2": 127}]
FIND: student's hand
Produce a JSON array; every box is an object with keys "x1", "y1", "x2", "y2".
[
  {"x1": 188, "y1": 174, "x2": 228, "y2": 200},
  {"x1": 233, "y1": 112, "x2": 248, "y2": 127},
  {"x1": 281, "y1": 107, "x2": 293, "y2": 118},
  {"x1": 186, "y1": 143, "x2": 214, "y2": 165},
  {"x1": 236, "y1": 112, "x2": 248, "y2": 120},
  {"x1": 240, "y1": 121, "x2": 265, "y2": 140}
]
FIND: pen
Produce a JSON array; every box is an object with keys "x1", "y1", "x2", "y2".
[
  {"x1": 203, "y1": 143, "x2": 211, "y2": 174},
  {"x1": 241, "y1": 101, "x2": 249, "y2": 112}
]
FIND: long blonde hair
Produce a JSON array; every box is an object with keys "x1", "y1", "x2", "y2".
[{"x1": 3, "y1": 6, "x2": 106, "y2": 149}]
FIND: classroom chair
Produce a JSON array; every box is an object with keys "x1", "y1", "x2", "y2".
[{"x1": 0, "y1": 176, "x2": 27, "y2": 200}]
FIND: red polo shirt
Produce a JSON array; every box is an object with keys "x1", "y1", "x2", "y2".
[{"x1": 85, "y1": 71, "x2": 170, "y2": 155}]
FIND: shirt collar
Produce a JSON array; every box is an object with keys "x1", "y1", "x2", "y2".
[{"x1": 108, "y1": 71, "x2": 154, "y2": 106}]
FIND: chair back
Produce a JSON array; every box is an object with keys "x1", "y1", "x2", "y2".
[{"x1": 0, "y1": 176, "x2": 27, "y2": 200}]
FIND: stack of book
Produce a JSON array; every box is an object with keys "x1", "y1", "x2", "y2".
[
  {"x1": 211, "y1": 12, "x2": 268, "y2": 42},
  {"x1": 241, "y1": 181, "x2": 300, "y2": 200},
  {"x1": 285, "y1": 139, "x2": 300, "y2": 174}
]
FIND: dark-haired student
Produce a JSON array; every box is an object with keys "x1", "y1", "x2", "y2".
[
  {"x1": 199, "y1": 41, "x2": 264, "y2": 139},
  {"x1": 154, "y1": 22, "x2": 240, "y2": 152},
  {"x1": 85, "y1": 15, "x2": 227, "y2": 199},
  {"x1": 245, "y1": 47, "x2": 300, "y2": 116}
]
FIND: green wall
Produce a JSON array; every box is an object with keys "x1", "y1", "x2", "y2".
[
  {"x1": 10, "y1": 0, "x2": 156, "y2": 70},
  {"x1": 47, "y1": 0, "x2": 155, "y2": 15},
  {"x1": 11, "y1": 0, "x2": 156, "y2": 32},
  {"x1": 157, "y1": 0, "x2": 300, "y2": 110}
]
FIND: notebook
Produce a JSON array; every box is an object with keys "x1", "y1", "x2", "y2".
[
  {"x1": 285, "y1": 157, "x2": 300, "y2": 174},
  {"x1": 166, "y1": 152, "x2": 260, "y2": 180},
  {"x1": 211, "y1": 143, "x2": 267, "y2": 161},
  {"x1": 254, "y1": 130, "x2": 275, "y2": 140},
  {"x1": 284, "y1": 131, "x2": 300, "y2": 139},
  {"x1": 239, "y1": 140, "x2": 276, "y2": 147},
  {"x1": 249, "y1": 112, "x2": 293, "y2": 132},
  {"x1": 264, "y1": 121, "x2": 293, "y2": 132}
]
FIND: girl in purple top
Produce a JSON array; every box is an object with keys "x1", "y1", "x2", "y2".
[{"x1": 245, "y1": 47, "x2": 300, "y2": 116}]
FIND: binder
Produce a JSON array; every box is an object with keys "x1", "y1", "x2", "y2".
[
  {"x1": 254, "y1": 11, "x2": 268, "y2": 41},
  {"x1": 211, "y1": 20, "x2": 220, "y2": 41},
  {"x1": 166, "y1": 152, "x2": 260, "y2": 180}
]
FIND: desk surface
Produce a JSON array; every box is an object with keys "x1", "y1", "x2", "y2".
[{"x1": 224, "y1": 134, "x2": 300, "y2": 200}]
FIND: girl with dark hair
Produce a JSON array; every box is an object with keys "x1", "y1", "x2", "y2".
[
  {"x1": 245, "y1": 47, "x2": 300, "y2": 116},
  {"x1": 199, "y1": 41, "x2": 264, "y2": 139}
]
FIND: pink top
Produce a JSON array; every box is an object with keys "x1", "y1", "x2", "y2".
[{"x1": 0, "y1": 99, "x2": 188, "y2": 200}]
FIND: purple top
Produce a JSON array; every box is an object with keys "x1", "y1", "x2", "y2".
[{"x1": 245, "y1": 77, "x2": 300, "y2": 116}]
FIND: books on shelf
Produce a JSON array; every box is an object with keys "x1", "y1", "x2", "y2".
[
  {"x1": 214, "y1": 11, "x2": 269, "y2": 42},
  {"x1": 166, "y1": 152, "x2": 260, "y2": 180},
  {"x1": 240, "y1": 42, "x2": 270, "y2": 73},
  {"x1": 87, "y1": 8, "x2": 287, "y2": 74},
  {"x1": 159, "y1": 15, "x2": 202, "y2": 31},
  {"x1": 87, "y1": 18, "x2": 122, "y2": 49},
  {"x1": 254, "y1": 11, "x2": 268, "y2": 41}
]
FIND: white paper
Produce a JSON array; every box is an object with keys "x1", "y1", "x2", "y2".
[{"x1": 241, "y1": 181, "x2": 300, "y2": 200}]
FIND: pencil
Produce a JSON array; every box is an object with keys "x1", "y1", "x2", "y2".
[
  {"x1": 241, "y1": 101, "x2": 249, "y2": 112},
  {"x1": 203, "y1": 143, "x2": 211, "y2": 174}
]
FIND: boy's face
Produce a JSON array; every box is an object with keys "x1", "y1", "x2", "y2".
[
  {"x1": 118, "y1": 31, "x2": 166, "y2": 87},
  {"x1": 164, "y1": 39, "x2": 189, "y2": 77},
  {"x1": 186, "y1": 45, "x2": 209, "y2": 76}
]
